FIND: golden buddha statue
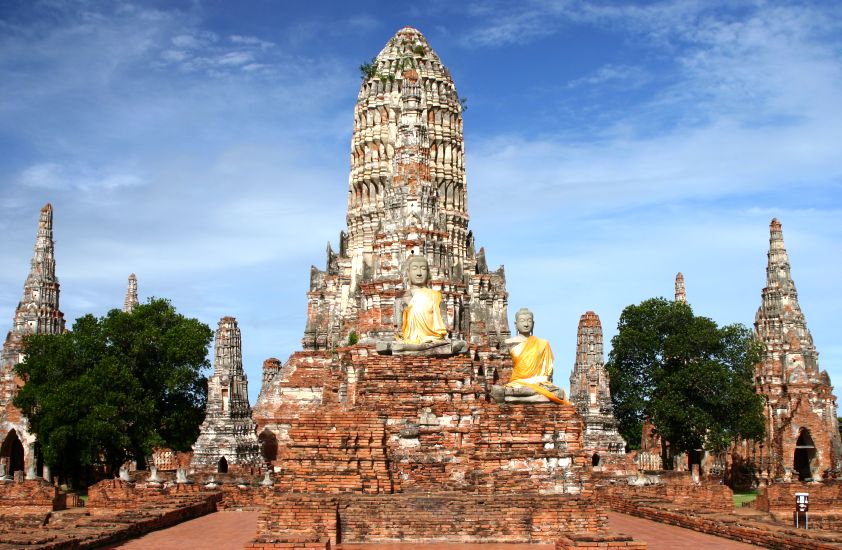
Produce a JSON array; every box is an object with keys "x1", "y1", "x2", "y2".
[
  {"x1": 503, "y1": 308, "x2": 567, "y2": 404},
  {"x1": 398, "y1": 255, "x2": 448, "y2": 343},
  {"x1": 376, "y1": 255, "x2": 466, "y2": 356}
]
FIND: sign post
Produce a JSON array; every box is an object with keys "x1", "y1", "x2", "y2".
[{"x1": 794, "y1": 492, "x2": 809, "y2": 529}]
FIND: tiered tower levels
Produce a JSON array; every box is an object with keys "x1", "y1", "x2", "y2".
[
  {"x1": 749, "y1": 218, "x2": 841, "y2": 480},
  {"x1": 191, "y1": 316, "x2": 260, "y2": 470},
  {"x1": 304, "y1": 27, "x2": 508, "y2": 351},
  {"x1": 569, "y1": 312, "x2": 627, "y2": 467},
  {"x1": 1, "y1": 204, "x2": 65, "y2": 476}
]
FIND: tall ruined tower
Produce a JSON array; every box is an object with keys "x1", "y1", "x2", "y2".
[
  {"x1": 751, "y1": 218, "x2": 841, "y2": 480},
  {"x1": 191, "y1": 316, "x2": 260, "y2": 471},
  {"x1": 1, "y1": 204, "x2": 66, "y2": 475},
  {"x1": 569, "y1": 312, "x2": 626, "y2": 466},
  {"x1": 674, "y1": 272, "x2": 686, "y2": 303},
  {"x1": 123, "y1": 273, "x2": 138, "y2": 313},
  {"x1": 303, "y1": 27, "x2": 509, "y2": 350}
]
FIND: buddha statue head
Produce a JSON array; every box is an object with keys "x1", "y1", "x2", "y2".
[
  {"x1": 514, "y1": 308, "x2": 534, "y2": 338},
  {"x1": 405, "y1": 255, "x2": 431, "y2": 287}
]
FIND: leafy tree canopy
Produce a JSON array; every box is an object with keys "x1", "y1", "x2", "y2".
[
  {"x1": 14, "y1": 298, "x2": 212, "y2": 484},
  {"x1": 605, "y1": 297, "x2": 765, "y2": 455}
]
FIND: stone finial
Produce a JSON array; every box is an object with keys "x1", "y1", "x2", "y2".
[
  {"x1": 118, "y1": 466, "x2": 131, "y2": 482},
  {"x1": 674, "y1": 272, "x2": 686, "y2": 304},
  {"x1": 123, "y1": 273, "x2": 139, "y2": 313}
]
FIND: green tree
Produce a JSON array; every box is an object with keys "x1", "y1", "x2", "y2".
[
  {"x1": 14, "y1": 298, "x2": 212, "y2": 486},
  {"x1": 605, "y1": 298, "x2": 765, "y2": 459}
]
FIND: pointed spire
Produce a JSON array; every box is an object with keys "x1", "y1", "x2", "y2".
[
  {"x1": 674, "y1": 272, "x2": 686, "y2": 303},
  {"x1": 214, "y1": 316, "x2": 244, "y2": 379},
  {"x1": 2, "y1": 204, "x2": 66, "y2": 408},
  {"x1": 569, "y1": 311, "x2": 626, "y2": 456},
  {"x1": 191, "y1": 315, "x2": 260, "y2": 469},
  {"x1": 755, "y1": 217, "x2": 819, "y2": 380},
  {"x1": 123, "y1": 274, "x2": 138, "y2": 313},
  {"x1": 6, "y1": 203, "x2": 65, "y2": 343},
  {"x1": 766, "y1": 218, "x2": 794, "y2": 291}
]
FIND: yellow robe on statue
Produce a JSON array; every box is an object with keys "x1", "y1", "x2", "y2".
[
  {"x1": 508, "y1": 336, "x2": 566, "y2": 404},
  {"x1": 399, "y1": 287, "x2": 448, "y2": 343}
]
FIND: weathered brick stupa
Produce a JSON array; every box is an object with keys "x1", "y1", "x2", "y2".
[
  {"x1": 0, "y1": 204, "x2": 65, "y2": 479},
  {"x1": 252, "y1": 28, "x2": 642, "y2": 549},
  {"x1": 302, "y1": 26, "x2": 508, "y2": 351},
  {"x1": 745, "y1": 218, "x2": 842, "y2": 482},
  {"x1": 569, "y1": 311, "x2": 628, "y2": 472},
  {"x1": 192, "y1": 316, "x2": 260, "y2": 471}
]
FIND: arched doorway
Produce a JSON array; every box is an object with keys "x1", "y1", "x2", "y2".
[
  {"x1": 217, "y1": 456, "x2": 228, "y2": 473},
  {"x1": 591, "y1": 453, "x2": 601, "y2": 467},
  {"x1": 259, "y1": 429, "x2": 278, "y2": 464},
  {"x1": 0, "y1": 430, "x2": 24, "y2": 475},
  {"x1": 794, "y1": 430, "x2": 816, "y2": 481}
]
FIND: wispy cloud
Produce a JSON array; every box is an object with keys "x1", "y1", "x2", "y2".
[{"x1": 567, "y1": 64, "x2": 649, "y2": 89}]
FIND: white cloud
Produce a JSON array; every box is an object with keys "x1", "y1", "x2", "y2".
[
  {"x1": 229, "y1": 35, "x2": 274, "y2": 49},
  {"x1": 18, "y1": 163, "x2": 144, "y2": 192},
  {"x1": 215, "y1": 51, "x2": 254, "y2": 66},
  {"x1": 567, "y1": 64, "x2": 649, "y2": 89}
]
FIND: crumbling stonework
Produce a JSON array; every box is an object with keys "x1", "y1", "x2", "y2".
[
  {"x1": 569, "y1": 311, "x2": 627, "y2": 471},
  {"x1": 0, "y1": 204, "x2": 65, "y2": 479},
  {"x1": 191, "y1": 316, "x2": 260, "y2": 471},
  {"x1": 123, "y1": 273, "x2": 138, "y2": 313},
  {"x1": 743, "y1": 218, "x2": 842, "y2": 482},
  {"x1": 251, "y1": 27, "x2": 643, "y2": 548},
  {"x1": 302, "y1": 27, "x2": 509, "y2": 351}
]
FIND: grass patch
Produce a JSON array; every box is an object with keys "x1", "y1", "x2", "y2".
[{"x1": 733, "y1": 490, "x2": 758, "y2": 507}]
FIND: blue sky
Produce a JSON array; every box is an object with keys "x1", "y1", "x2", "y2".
[{"x1": 1, "y1": 1, "x2": 841, "y2": 404}]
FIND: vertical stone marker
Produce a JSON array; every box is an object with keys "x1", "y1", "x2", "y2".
[{"x1": 191, "y1": 316, "x2": 260, "y2": 472}]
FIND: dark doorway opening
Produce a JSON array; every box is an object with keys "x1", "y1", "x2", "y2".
[
  {"x1": 0, "y1": 430, "x2": 24, "y2": 475},
  {"x1": 592, "y1": 453, "x2": 601, "y2": 467},
  {"x1": 794, "y1": 430, "x2": 816, "y2": 481},
  {"x1": 217, "y1": 456, "x2": 228, "y2": 473},
  {"x1": 688, "y1": 449, "x2": 704, "y2": 470},
  {"x1": 259, "y1": 429, "x2": 278, "y2": 464}
]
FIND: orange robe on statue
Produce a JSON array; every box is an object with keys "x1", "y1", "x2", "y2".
[
  {"x1": 399, "y1": 287, "x2": 448, "y2": 343},
  {"x1": 508, "y1": 336, "x2": 566, "y2": 404}
]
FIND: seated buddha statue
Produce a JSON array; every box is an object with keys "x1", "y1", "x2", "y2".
[
  {"x1": 376, "y1": 255, "x2": 466, "y2": 356},
  {"x1": 491, "y1": 308, "x2": 568, "y2": 404},
  {"x1": 399, "y1": 255, "x2": 448, "y2": 343}
]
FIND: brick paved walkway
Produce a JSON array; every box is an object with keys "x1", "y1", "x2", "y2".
[
  {"x1": 608, "y1": 512, "x2": 760, "y2": 549},
  {"x1": 110, "y1": 510, "x2": 259, "y2": 549},
  {"x1": 108, "y1": 509, "x2": 761, "y2": 549}
]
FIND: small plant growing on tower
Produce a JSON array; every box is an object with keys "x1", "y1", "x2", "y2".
[
  {"x1": 359, "y1": 57, "x2": 378, "y2": 80},
  {"x1": 459, "y1": 97, "x2": 468, "y2": 112},
  {"x1": 348, "y1": 330, "x2": 358, "y2": 345}
]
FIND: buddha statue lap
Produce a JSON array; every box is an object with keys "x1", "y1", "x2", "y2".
[
  {"x1": 376, "y1": 256, "x2": 467, "y2": 356},
  {"x1": 490, "y1": 308, "x2": 568, "y2": 404}
]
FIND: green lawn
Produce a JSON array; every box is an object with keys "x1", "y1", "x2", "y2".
[{"x1": 733, "y1": 490, "x2": 758, "y2": 507}]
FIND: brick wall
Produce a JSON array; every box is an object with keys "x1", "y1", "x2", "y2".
[
  {"x1": 756, "y1": 480, "x2": 842, "y2": 512},
  {"x1": 0, "y1": 479, "x2": 60, "y2": 509},
  {"x1": 254, "y1": 492, "x2": 607, "y2": 545}
]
